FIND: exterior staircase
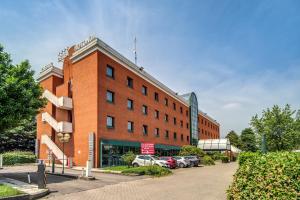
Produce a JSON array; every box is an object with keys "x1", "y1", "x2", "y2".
[
  {"x1": 41, "y1": 135, "x2": 67, "y2": 166},
  {"x1": 42, "y1": 112, "x2": 73, "y2": 133},
  {"x1": 42, "y1": 90, "x2": 73, "y2": 110}
]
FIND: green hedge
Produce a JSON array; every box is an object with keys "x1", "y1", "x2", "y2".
[
  {"x1": 227, "y1": 152, "x2": 300, "y2": 200},
  {"x1": 202, "y1": 155, "x2": 215, "y2": 165},
  {"x1": 122, "y1": 165, "x2": 172, "y2": 177},
  {"x1": 220, "y1": 155, "x2": 229, "y2": 163},
  {"x1": 1, "y1": 151, "x2": 36, "y2": 166}
]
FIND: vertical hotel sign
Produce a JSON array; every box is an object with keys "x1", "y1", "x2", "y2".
[
  {"x1": 141, "y1": 143, "x2": 155, "y2": 155},
  {"x1": 88, "y1": 132, "x2": 95, "y2": 168}
]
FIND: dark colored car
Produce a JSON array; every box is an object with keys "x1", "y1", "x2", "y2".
[
  {"x1": 184, "y1": 156, "x2": 200, "y2": 167},
  {"x1": 159, "y1": 156, "x2": 177, "y2": 169}
]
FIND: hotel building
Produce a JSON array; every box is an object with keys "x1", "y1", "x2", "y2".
[{"x1": 36, "y1": 37, "x2": 220, "y2": 168}]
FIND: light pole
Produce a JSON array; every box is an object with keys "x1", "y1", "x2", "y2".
[{"x1": 57, "y1": 133, "x2": 70, "y2": 174}]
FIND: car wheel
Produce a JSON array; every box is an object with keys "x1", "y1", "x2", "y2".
[
  {"x1": 133, "y1": 163, "x2": 139, "y2": 167},
  {"x1": 179, "y1": 163, "x2": 184, "y2": 168}
]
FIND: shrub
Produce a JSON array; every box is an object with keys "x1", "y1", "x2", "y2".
[
  {"x1": 121, "y1": 151, "x2": 135, "y2": 167},
  {"x1": 220, "y1": 155, "x2": 229, "y2": 163},
  {"x1": 0, "y1": 184, "x2": 23, "y2": 197},
  {"x1": 202, "y1": 155, "x2": 215, "y2": 165},
  {"x1": 227, "y1": 152, "x2": 300, "y2": 200},
  {"x1": 179, "y1": 145, "x2": 205, "y2": 157},
  {"x1": 1, "y1": 151, "x2": 36, "y2": 165},
  {"x1": 238, "y1": 152, "x2": 261, "y2": 166},
  {"x1": 210, "y1": 152, "x2": 223, "y2": 160},
  {"x1": 122, "y1": 165, "x2": 172, "y2": 177}
]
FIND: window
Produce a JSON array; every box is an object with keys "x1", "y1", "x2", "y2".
[
  {"x1": 155, "y1": 110, "x2": 159, "y2": 119},
  {"x1": 127, "y1": 77, "x2": 133, "y2": 88},
  {"x1": 173, "y1": 117, "x2": 177, "y2": 125},
  {"x1": 173, "y1": 132, "x2": 177, "y2": 140},
  {"x1": 164, "y1": 114, "x2": 169, "y2": 122},
  {"x1": 181, "y1": 134, "x2": 184, "y2": 141},
  {"x1": 155, "y1": 128, "x2": 159, "y2": 137},
  {"x1": 165, "y1": 130, "x2": 169, "y2": 139},
  {"x1": 127, "y1": 121, "x2": 134, "y2": 132},
  {"x1": 106, "y1": 65, "x2": 114, "y2": 78},
  {"x1": 164, "y1": 98, "x2": 168, "y2": 106},
  {"x1": 127, "y1": 99, "x2": 133, "y2": 110},
  {"x1": 143, "y1": 125, "x2": 148, "y2": 135},
  {"x1": 154, "y1": 92, "x2": 159, "y2": 101},
  {"x1": 202, "y1": 129, "x2": 204, "y2": 134},
  {"x1": 187, "y1": 135, "x2": 189, "y2": 142},
  {"x1": 142, "y1": 85, "x2": 147, "y2": 95},
  {"x1": 142, "y1": 105, "x2": 148, "y2": 115},
  {"x1": 106, "y1": 90, "x2": 114, "y2": 103},
  {"x1": 173, "y1": 102, "x2": 176, "y2": 110},
  {"x1": 180, "y1": 107, "x2": 183, "y2": 114},
  {"x1": 186, "y1": 123, "x2": 189, "y2": 129},
  {"x1": 180, "y1": 120, "x2": 183, "y2": 128},
  {"x1": 106, "y1": 116, "x2": 114, "y2": 128}
]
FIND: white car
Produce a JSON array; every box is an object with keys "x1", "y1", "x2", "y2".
[
  {"x1": 173, "y1": 156, "x2": 191, "y2": 168},
  {"x1": 132, "y1": 155, "x2": 167, "y2": 167}
]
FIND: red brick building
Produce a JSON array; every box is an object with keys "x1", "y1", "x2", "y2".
[{"x1": 36, "y1": 37, "x2": 220, "y2": 168}]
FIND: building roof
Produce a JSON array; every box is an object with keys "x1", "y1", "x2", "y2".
[{"x1": 37, "y1": 63, "x2": 63, "y2": 82}]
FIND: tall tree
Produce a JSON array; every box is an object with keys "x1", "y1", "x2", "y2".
[
  {"x1": 0, "y1": 44, "x2": 45, "y2": 134},
  {"x1": 225, "y1": 130, "x2": 241, "y2": 148},
  {"x1": 0, "y1": 44, "x2": 45, "y2": 152},
  {"x1": 251, "y1": 104, "x2": 300, "y2": 151},
  {"x1": 240, "y1": 128, "x2": 257, "y2": 152}
]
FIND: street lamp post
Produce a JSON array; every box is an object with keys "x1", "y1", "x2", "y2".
[{"x1": 57, "y1": 133, "x2": 70, "y2": 174}]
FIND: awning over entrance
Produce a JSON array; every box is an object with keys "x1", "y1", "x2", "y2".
[
  {"x1": 101, "y1": 139, "x2": 140, "y2": 147},
  {"x1": 155, "y1": 144, "x2": 181, "y2": 150}
]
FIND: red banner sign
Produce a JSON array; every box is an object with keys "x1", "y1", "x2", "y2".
[{"x1": 141, "y1": 143, "x2": 155, "y2": 155}]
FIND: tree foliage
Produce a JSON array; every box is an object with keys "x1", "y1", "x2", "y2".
[
  {"x1": 121, "y1": 151, "x2": 136, "y2": 167},
  {"x1": 225, "y1": 130, "x2": 241, "y2": 148},
  {"x1": 179, "y1": 145, "x2": 205, "y2": 157},
  {"x1": 240, "y1": 128, "x2": 257, "y2": 152},
  {"x1": 0, "y1": 44, "x2": 45, "y2": 151},
  {"x1": 251, "y1": 104, "x2": 300, "y2": 151}
]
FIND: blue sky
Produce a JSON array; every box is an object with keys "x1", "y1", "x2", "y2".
[{"x1": 1, "y1": 0, "x2": 300, "y2": 137}]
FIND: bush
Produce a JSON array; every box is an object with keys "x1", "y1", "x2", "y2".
[
  {"x1": 238, "y1": 152, "x2": 261, "y2": 166},
  {"x1": 179, "y1": 145, "x2": 205, "y2": 157},
  {"x1": 227, "y1": 152, "x2": 300, "y2": 200},
  {"x1": 210, "y1": 152, "x2": 223, "y2": 160},
  {"x1": 202, "y1": 155, "x2": 215, "y2": 165},
  {"x1": 122, "y1": 165, "x2": 172, "y2": 177},
  {"x1": 220, "y1": 155, "x2": 229, "y2": 163},
  {"x1": 121, "y1": 151, "x2": 135, "y2": 167},
  {"x1": 1, "y1": 151, "x2": 36, "y2": 165}
]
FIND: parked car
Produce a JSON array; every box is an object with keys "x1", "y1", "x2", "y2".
[
  {"x1": 184, "y1": 156, "x2": 200, "y2": 167},
  {"x1": 159, "y1": 156, "x2": 177, "y2": 169},
  {"x1": 132, "y1": 155, "x2": 168, "y2": 167},
  {"x1": 173, "y1": 156, "x2": 191, "y2": 168}
]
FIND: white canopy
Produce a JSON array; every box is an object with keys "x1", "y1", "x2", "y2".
[
  {"x1": 230, "y1": 145, "x2": 242, "y2": 153},
  {"x1": 198, "y1": 139, "x2": 231, "y2": 151}
]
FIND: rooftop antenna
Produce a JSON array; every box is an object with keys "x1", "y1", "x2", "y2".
[{"x1": 133, "y1": 37, "x2": 137, "y2": 65}]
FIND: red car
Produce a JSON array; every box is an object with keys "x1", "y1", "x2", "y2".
[{"x1": 159, "y1": 156, "x2": 177, "y2": 169}]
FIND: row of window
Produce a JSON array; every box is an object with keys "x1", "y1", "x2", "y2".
[
  {"x1": 106, "y1": 116, "x2": 189, "y2": 141},
  {"x1": 107, "y1": 90, "x2": 189, "y2": 128},
  {"x1": 200, "y1": 118, "x2": 219, "y2": 131},
  {"x1": 106, "y1": 64, "x2": 188, "y2": 116},
  {"x1": 199, "y1": 128, "x2": 219, "y2": 138}
]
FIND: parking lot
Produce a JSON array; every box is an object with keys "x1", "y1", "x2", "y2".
[{"x1": 0, "y1": 162, "x2": 237, "y2": 200}]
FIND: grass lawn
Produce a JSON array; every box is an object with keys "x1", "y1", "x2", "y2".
[
  {"x1": 102, "y1": 166, "x2": 130, "y2": 171},
  {"x1": 0, "y1": 184, "x2": 23, "y2": 198}
]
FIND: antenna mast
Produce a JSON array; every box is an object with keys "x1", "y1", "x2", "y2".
[{"x1": 134, "y1": 37, "x2": 137, "y2": 65}]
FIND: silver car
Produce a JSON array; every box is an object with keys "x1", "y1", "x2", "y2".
[
  {"x1": 184, "y1": 156, "x2": 200, "y2": 167},
  {"x1": 173, "y1": 156, "x2": 191, "y2": 168}
]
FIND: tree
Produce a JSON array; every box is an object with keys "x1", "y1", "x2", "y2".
[
  {"x1": 251, "y1": 104, "x2": 300, "y2": 151},
  {"x1": 0, "y1": 117, "x2": 36, "y2": 153},
  {"x1": 179, "y1": 145, "x2": 205, "y2": 157},
  {"x1": 0, "y1": 44, "x2": 45, "y2": 135},
  {"x1": 121, "y1": 151, "x2": 135, "y2": 167},
  {"x1": 240, "y1": 128, "x2": 257, "y2": 152},
  {"x1": 225, "y1": 130, "x2": 241, "y2": 148}
]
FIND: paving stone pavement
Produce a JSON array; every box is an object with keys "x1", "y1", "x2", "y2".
[{"x1": 45, "y1": 162, "x2": 238, "y2": 200}]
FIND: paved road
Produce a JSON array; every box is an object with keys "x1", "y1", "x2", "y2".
[{"x1": 46, "y1": 162, "x2": 238, "y2": 200}]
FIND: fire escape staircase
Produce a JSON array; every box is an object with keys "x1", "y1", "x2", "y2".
[{"x1": 41, "y1": 89, "x2": 73, "y2": 165}]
